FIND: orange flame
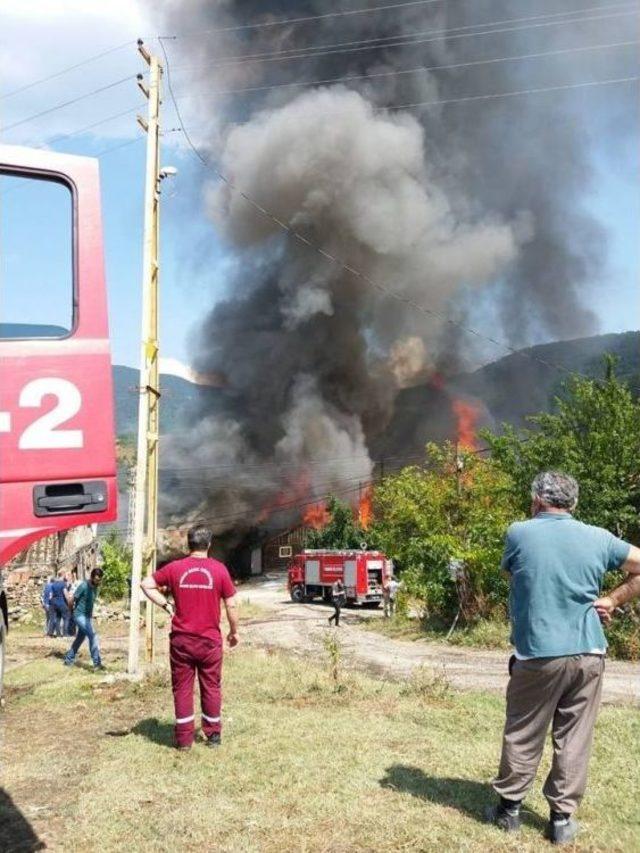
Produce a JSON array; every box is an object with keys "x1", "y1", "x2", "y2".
[
  {"x1": 358, "y1": 485, "x2": 373, "y2": 530},
  {"x1": 303, "y1": 501, "x2": 331, "y2": 530},
  {"x1": 452, "y1": 398, "x2": 480, "y2": 450}
]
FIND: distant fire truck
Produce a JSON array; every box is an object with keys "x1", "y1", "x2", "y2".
[{"x1": 287, "y1": 549, "x2": 392, "y2": 607}]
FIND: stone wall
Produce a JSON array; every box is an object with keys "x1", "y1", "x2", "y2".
[{"x1": 4, "y1": 526, "x2": 98, "y2": 613}]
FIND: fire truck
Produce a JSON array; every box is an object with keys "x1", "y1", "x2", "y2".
[
  {"x1": 0, "y1": 145, "x2": 118, "y2": 694},
  {"x1": 287, "y1": 549, "x2": 392, "y2": 607}
]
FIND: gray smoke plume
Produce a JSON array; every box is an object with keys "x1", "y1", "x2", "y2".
[{"x1": 155, "y1": 0, "x2": 635, "y2": 531}]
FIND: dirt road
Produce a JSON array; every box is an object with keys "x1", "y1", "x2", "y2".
[{"x1": 239, "y1": 575, "x2": 640, "y2": 705}]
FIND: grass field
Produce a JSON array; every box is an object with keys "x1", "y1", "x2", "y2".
[{"x1": 2, "y1": 635, "x2": 639, "y2": 852}]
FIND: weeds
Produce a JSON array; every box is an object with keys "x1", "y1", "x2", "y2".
[
  {"x1": 323, "y1": 630, "x2": 344, "y2": 690},
  {"x1": 400, "y1": 664, "x2": 451, "y2": 703}
]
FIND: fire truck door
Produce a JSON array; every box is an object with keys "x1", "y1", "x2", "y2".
[
  {"x1": 344, "y1": 559, "x2": 357, "y2": 592},
  {"x1": 0, "y1": 146, "x2": 117, "y2": 563}
]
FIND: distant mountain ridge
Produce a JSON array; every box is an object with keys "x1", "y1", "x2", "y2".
[
  {"x1": 370, "y1": 331, "x2": 640, "y2": 460},
  {"x1": 113, "y1": 365, "x2": 218, "y2": 437},
  {"x1": 113, "y1": 332, "x2": 639, "y2": 444}
]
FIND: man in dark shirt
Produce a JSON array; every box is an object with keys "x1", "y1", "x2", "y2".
[
  {"x1": 328, "y1": 580, "x2": 346, "y2": 627},
  {"x1": 63, "y1": 568, "x2": 104, "y2": 669},
  {"x1": 142, "y1": 524, "x2": 238, "y2": 751}
]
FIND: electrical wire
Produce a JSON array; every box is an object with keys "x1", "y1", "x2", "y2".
[
  {"x1": 172, "y1": 480, "x2": 377, "y2": 528},
  {"x1": 184, "y1": 38, "x2": 640, "y2": 99},
  {"x1": 390, "y1": 73, "x2": 639, "y2": 109},
  {"x1": 47, "y1": 104, "x2": 146, "y2": 147},
  {"x1": 160, "y1": 38, "x2": 638, "y2": 391},
  {"x1": 165, "y1": 0, "x2": 450, "y2": 39},
  {"x1": 161, "y1": 466, "x2": 384, "y2": 493},
  {"x1": 195, "y1": 3, "x2": 637, "y2": 64},
  {"x1": 0, "y1": 40, "x2": 135, "y2": 100},
  {"x1": 158, "y1": 451, "x2": 425, "y2": 475},
  {"x1": 169, "y1": 5, "x2": 639, "y2": 70},
  {"x1": 3, "y1": 75, "x2": 136, "y2": 133}
]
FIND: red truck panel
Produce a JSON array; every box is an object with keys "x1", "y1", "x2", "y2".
[{"x1": 0, "y1": 145, "x2": 117, "y2": 563}]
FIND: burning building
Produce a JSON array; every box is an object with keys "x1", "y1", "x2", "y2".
[{"x1": 154, "y1": 0, "x2": 634, "y2": 535}]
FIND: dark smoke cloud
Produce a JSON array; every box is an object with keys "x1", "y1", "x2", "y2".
[{"x1": 155, "y1": 0, "x2": 636, "y2": 530}]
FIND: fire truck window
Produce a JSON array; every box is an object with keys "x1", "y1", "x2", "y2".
[{"x1": 0, "y1": 173, "x2": 73, "y2": 338}]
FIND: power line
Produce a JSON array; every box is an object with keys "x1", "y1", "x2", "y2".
[
  {"x1": 164, "y1": 473, "x2": 379, "y2": 495},
  {"x1": 158, "y1": 451, "x2": 425, "y2": 475},
  {"x1": 0, "y1": 40, "x2": 135, "y2": 100},
  {"x1": 166, "y1": 0, "x2": 449, "y2": 38},
  {"x1": 209, "y1": 3, "x2": 637, "y2": 64},
  {"x1": 170, "y1": 5, "x2": 639, "y2": 70},
  {"x1": 186, "y1": 38, "x2": 639, "y2": 99},
  {"x1": 3, "y1": 75, "x2": 135, "y2": 132},
  {"x1": 47, "y1": 104, "x2": 145, "y2": 147},
  {"x1": 3, "y1": 6, "x2": 633, "y2": 136},
  {"x1": 160, "y1": 39, "x2": 637, "y2": 392},
  {"x1": 94, "y1": 137, "x2": 145, "y2": 158},
  {"x1": 174, "y1": 480, "x2": 376, "y2": 528},
  {"x1": 390, "y1": 74, "x2": 639, "y2": 109}
]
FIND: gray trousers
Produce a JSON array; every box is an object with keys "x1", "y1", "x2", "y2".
[{"x1": 493, "y1": 654, "x2": 605, "y2": 814}]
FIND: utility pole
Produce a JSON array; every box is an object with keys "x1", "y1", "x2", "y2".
[
  {"x1": 127, "y1": 40, "x2": 163, "y2": 675},
  {"x1": 126, "y1": 468, "x2": 136, "y2": 547}
]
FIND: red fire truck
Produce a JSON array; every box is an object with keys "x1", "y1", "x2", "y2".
[
  {"x1": 288, "y1": 549, "x2": 392, "y2": 607},
  {"x1": 0, "y1": 145, "x2": 118, "y2": 690}
]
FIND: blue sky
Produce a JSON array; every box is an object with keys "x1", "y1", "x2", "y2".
[{"x1": 1, "y1": 1, "x2": 638, "y2": 372}]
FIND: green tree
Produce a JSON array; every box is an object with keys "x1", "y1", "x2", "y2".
[
  {"x1": 482, "y1": 357, "x2": 640, "y2": 542},
  {"x1": 307, "y1": 496, "x2": 367, "y2": 549},
  {"x1": 371, "y1": 444, "x2": 518, "y2": 621},
  {"x1": 99, "y1": 531, "x2": 132, "y2": 601}
]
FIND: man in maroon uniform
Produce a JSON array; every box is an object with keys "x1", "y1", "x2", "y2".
[{"x1": 142, "y1": 524, "x2": 238, "y2": 750}]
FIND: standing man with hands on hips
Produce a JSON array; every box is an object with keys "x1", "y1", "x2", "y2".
[
  {"x1": 486, "y1": 471, "x2": 640, "y2": 845},
  {"x1": 142, "y1": 524, "x2": 239, "y2": 751}
]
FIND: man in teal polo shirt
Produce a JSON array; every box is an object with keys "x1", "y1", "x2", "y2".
[
  {"x1": 486, "y1": 471, "x2": 640, "y2": 845},
  {"x1": 64, "y1": 568, "x2": 104, "y2": 670}
]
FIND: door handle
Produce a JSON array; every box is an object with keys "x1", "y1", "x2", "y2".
[
  {"x1": 33, "y1": 481, "x2": 108, "y2": 517},
  {"x1": 37, "y1": 494, "x2": 95, "y2": 510}
]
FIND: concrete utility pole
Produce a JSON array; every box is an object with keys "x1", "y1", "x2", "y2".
[
  {"x1": 127, "y1": 40, "x2": 163, "y2": 675},
  {"x1": 126, "y1": 468, "x2": 137, "y2": 547}
]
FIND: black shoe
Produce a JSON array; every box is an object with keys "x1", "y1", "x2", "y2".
[
  {"x1": 176, "y1": 744, "x2": 192, "y2": 752},
  {"x1": 547, "y1": 816, "x2": 579, "y2": 845},
  {"x1": 484, "y1": 804, "x2": 521, "y2": 833},
  {"x1": 206, "y1": 732, "x2": 221, "y2": 748}
]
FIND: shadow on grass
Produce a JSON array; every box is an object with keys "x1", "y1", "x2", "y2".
[
  {"x1": 0, "y1": 788, "x2": 45, "y2": 852},
  {"x1": 45, "y1": 649, "x2": 67, "y2": 660},
  {"x1": 379, "y1": 765, "x2": 546, "y2": 831},
  {"x1": 130, "y1": 717, "x2": 175, "y2": 748}
]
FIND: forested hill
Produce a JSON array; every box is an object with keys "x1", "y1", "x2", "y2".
[
  {"x1": 113, "y1": 331, "x2": 639, "y2": 441},
  {"x1": 113, "y1": 365, "x2": 222, "y2": 437},
  {"x1": 455, "y1": 330, "x2": 639, "y2": 427},
  {"x1": 370, "y1": 331, "x2": 639, "y2": 461}
]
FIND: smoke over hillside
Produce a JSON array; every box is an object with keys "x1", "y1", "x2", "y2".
[{"x1": 155, "y1": 0, "x2": 636, "y2": 531}]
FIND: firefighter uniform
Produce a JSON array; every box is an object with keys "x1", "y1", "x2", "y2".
[{"x1": 152, "y1": 556, "x2": 236, "y2": 748}]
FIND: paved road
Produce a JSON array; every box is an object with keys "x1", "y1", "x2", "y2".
[{"x1": 239, "y1": 575, "x2": 640, "y2": 706}]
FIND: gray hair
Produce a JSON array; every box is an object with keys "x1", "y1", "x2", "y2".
[{"x1": 531, "y1": 471, "x2": 579, "y2": 510}]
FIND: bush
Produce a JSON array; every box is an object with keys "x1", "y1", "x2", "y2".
[
  {"x1": 605, "y1": 610, "x2": 640, "y2": 659},
  {"x1": 99, "y1": 531, "x2": 132, "y2": 601},
  {"x1": 372, "y1": 444, "x2": 516, "y2": 622}
]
